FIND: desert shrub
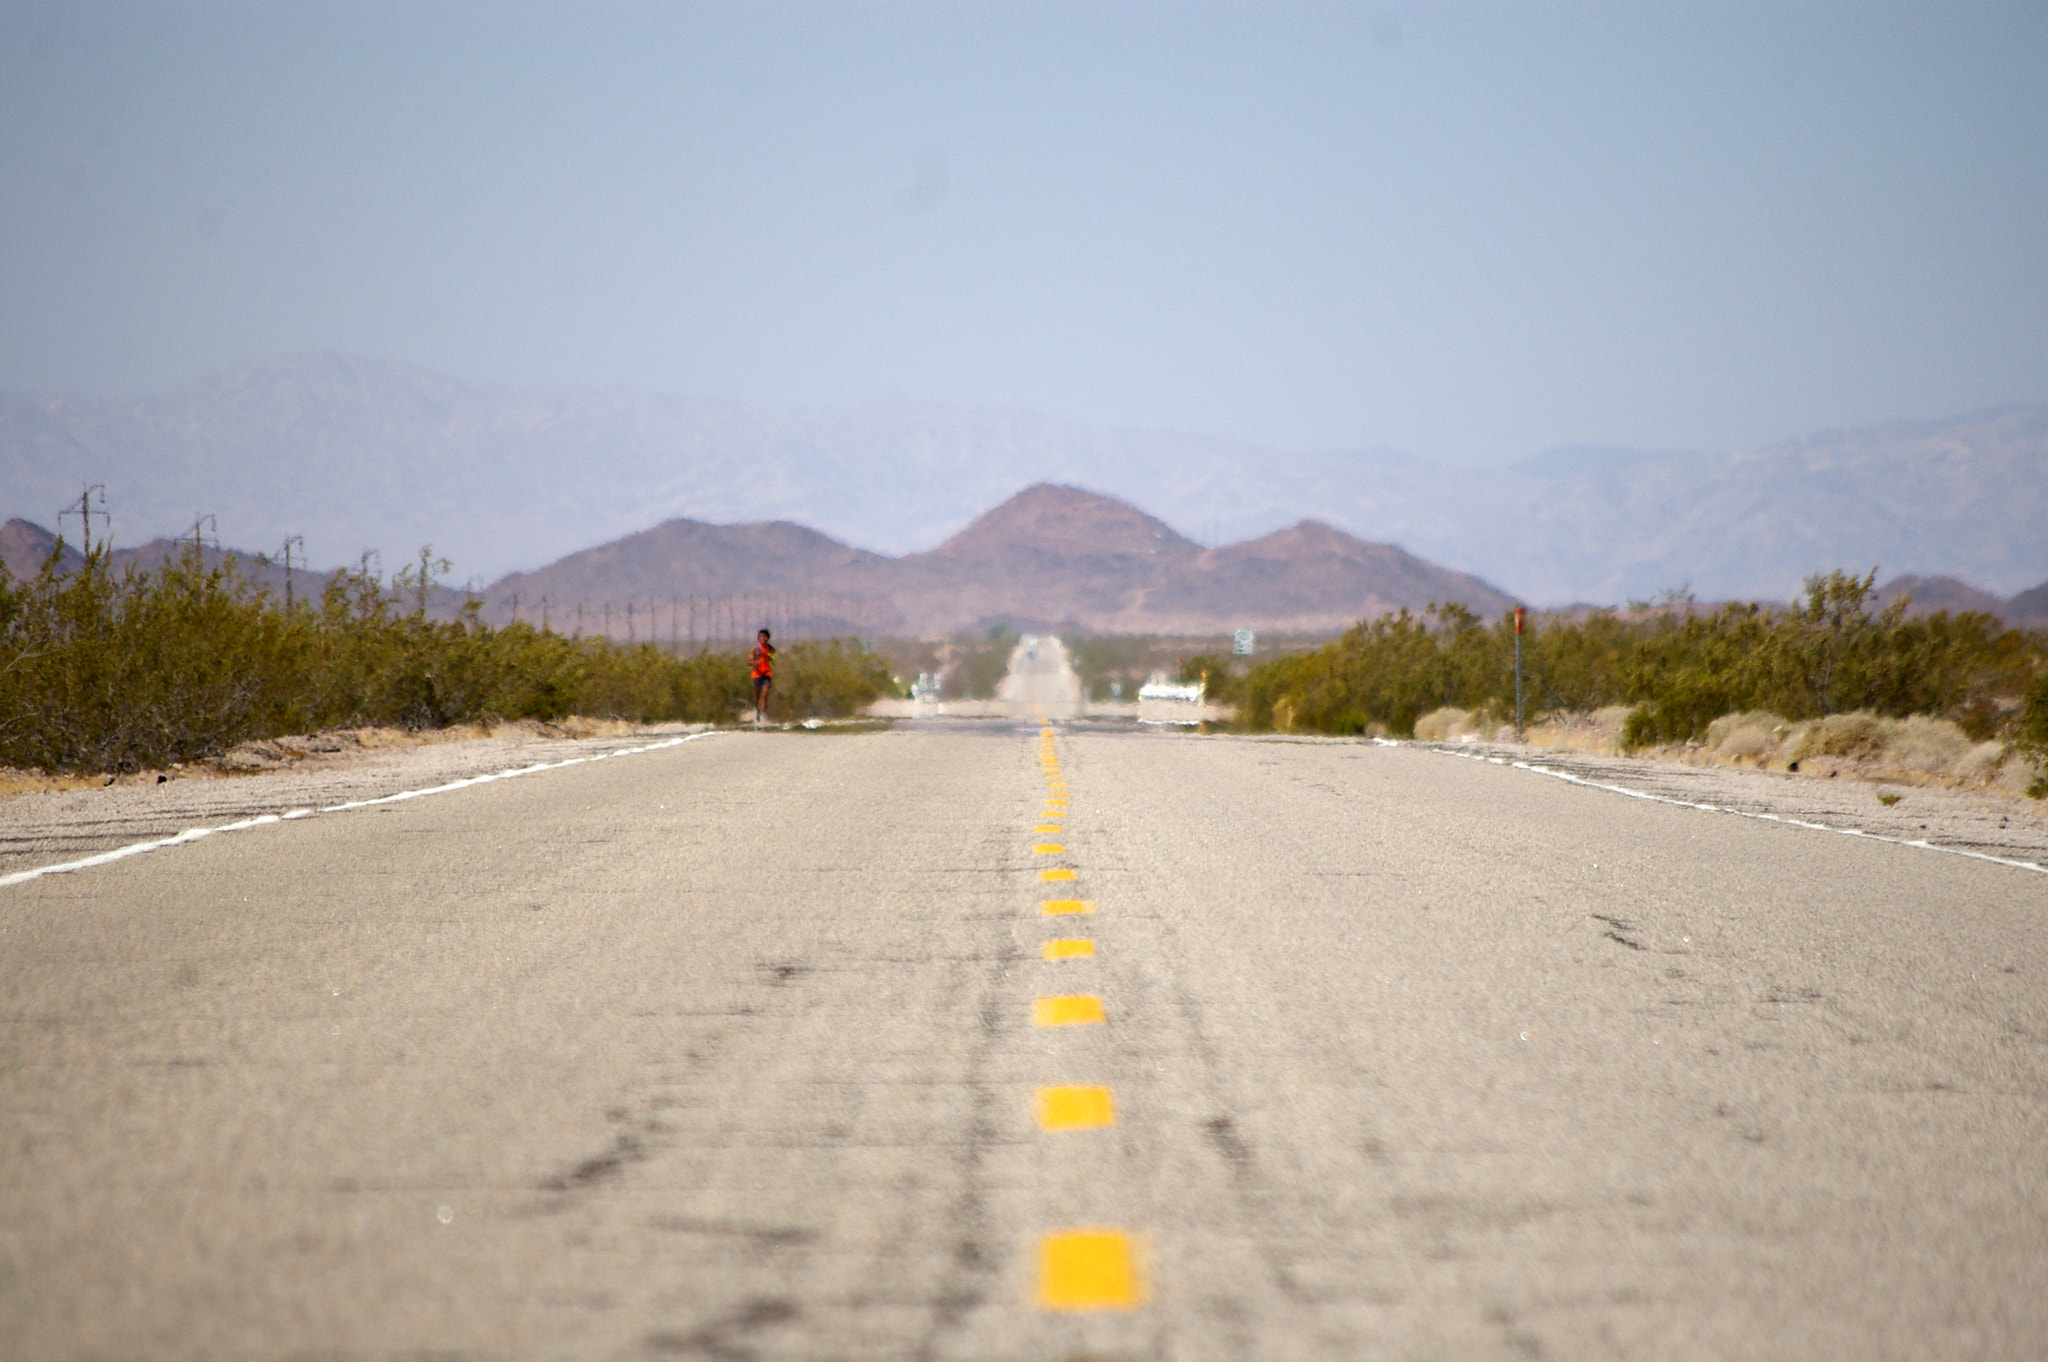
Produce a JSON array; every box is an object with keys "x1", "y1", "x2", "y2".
[
  {"x1": 1787, "y1": 712, "x2": 1886, "y2": 764},
  {"x1": 1876, "y1": 714, "x2": 1996, "y2": 780},
  {"x1": 1703, "y1": 711, "x2": 1787, "y2": 762},
  {"x1": 2020, "y1": 670, "x2": 2048, "y2": 798},
  {"x1": 1176, "y1": 653, "x2": 1244, "y2": 707},
  {"x1": 0, "y1": 542, "x2": 299, "y2": 771},
  {"x1": 1235, "y1": 569, "x2": 2041, "y2": 749},
  {"x1": 1240, "y1": 605, "x2": 1516, "y2": 737},
  {"x1": 772, "y1": 638, "x2": 894, "y2": 718},
  {"x1": 0, "y1": 539, "x2": 753, "y2": 772},
  {"x1": 1414, "y1": 707, "x2": 1504, "y2": 742}
]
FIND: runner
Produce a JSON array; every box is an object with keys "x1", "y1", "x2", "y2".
[{"x1": 750, "y1": 628, "x2": 775, "y2": 723}]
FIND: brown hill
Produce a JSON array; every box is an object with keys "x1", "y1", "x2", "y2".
[
  {"x1": 1, "y1": 518, "x2": 80, "y2": 580},
  {"x1": 478, "y1": 483, "x2": 1519, "y2": 637},
  {"x1": 2004, "y1": 580, "x2": 2048, "y2": 629},
  {"x1": 1871, "y1": 574, "x2": 2010, "y2": 620},
  {"x1": 1152, "y1": 521, "x2": 1515, "y2": 632},
  {"x1": 485, "y1": 519, "x2": 904, "y2": 637},
  {"x1": 2, "y1": 519, "x2": 370, "y2": 611},
  {"x1": 888, "y1": 484, "x2": 1203, "y2": 632}
]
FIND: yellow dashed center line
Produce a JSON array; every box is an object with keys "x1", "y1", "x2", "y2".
[
  {"x1": 1036, "y1": 1085, "x2": 1115, "y2": 1131},
  {"x1": 1024, "y1": 733, "x2": 1145, "y2": 1315},
  {"x1": 1033, "y1": 995, "x2": 1105, "y2": 1026},
  {"x1": 1038, "y1": 1230, "x2": 1143, "y2": 1310}
]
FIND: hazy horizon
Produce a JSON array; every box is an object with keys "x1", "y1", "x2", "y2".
[{"x1": 5, "y1": 2, "x2": 2046, "y2": 469}]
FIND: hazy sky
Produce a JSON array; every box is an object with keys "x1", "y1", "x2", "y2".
[{"x1": 4, "y1": 1, "x2": 2046, "y2": 465}]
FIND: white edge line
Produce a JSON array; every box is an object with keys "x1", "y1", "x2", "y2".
[
  {"x1": 0, "y1": 731, "x2": 715, "y2": 891},
  {"x1": 1413, "y1": 741, "x2": 2047, "y2": 877}
]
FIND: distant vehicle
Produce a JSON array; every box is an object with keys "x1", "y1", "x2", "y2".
[{"x1": 1137, "y1": 673, "x2": 1204, "y2": 727}]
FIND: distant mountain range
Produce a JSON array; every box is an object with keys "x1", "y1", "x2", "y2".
[
  {"x1": 12, "y1": 486, "x2": 2043, "y2": 638},
  {"x1": 0, "y1": 517, "x2": 337, "y2": 605},
  {"x1": 7, "y1": 350, "x2": 2047, "y2": 603},
  {"x1": 482, "y1": 483, "x2": 1515, "y2": 637}
]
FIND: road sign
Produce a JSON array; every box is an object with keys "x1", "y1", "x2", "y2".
[{"x1": 1232, "y1": 628, "x2": 1256, "y2": 656}]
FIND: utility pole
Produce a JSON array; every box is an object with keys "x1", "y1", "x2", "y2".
[
  {"x1": 62, "y1": 485, "x2": 108, "y2": 557},
  {"x1": 1514, "y1": 605, "x2": 1526, "y2": 741},
  {"x1": 280, "y1": 535, "x2": 304, "y2": 612}
]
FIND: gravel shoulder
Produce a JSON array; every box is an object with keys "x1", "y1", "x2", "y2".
[
  {"x1": 0, "y1": 721, "x2": 713, "y2": 879},
  {"x1": 1416, "y1": 734, "x2": 2048, "y2": 870}
]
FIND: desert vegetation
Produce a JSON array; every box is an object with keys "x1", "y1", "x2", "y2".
[
  {"x1": 0, "y1": 540, "x2": 890, "y2": 774},
  {"x1": 1235, "y1": 571, "x2": 2048, "y2": 793}
]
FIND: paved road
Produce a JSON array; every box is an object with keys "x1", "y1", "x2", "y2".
[
  {"x1": 996, "y1": 636, "x2": 1084, "y2": 719},
  {"x1": 3, "y1": 721, "x2": 2044, "y2": 1360}
]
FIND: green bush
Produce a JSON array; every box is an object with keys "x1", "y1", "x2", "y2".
[
  {"x1": 1236, "y1": 570, "x2": 2040, "y2": 749},
  {"x1": 771, "y1": 638, "x2": 894, "y2": 718},
  {"x1": 0, "y1": 540, "x2": 755, "y2": 773},
  {"x1": 1176, "y1": 653, "x2": 1244, "y2": 707},
  {"x1": 2020, "y1": 669, "x2": 2048, "y2": 798}
]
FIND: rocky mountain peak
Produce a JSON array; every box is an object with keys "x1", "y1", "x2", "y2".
[{"x1": 929, "y1": 483, "x2": 1200, "y2": 562}]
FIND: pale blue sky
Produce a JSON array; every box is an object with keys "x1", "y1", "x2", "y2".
[{"x1": 4, "y1": 1, "x2": 2045, "y2": 464}]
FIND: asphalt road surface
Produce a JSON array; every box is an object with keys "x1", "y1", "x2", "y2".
[
  {"x1": 3, "y1": 720, "x2": 2045, "y2": 1360},
  {"x1": 995, "y1": 636, "x2": 1084, "y2": 719}
]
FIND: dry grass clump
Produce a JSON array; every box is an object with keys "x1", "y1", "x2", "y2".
[
  {"x1": 1414, "y1": 707, "x2": 1505, "y2": 742},
  {"x1": 1704, "y1": 710, "x2": 1787, "y2": 761},
  {"x1": 1503, "y1": 705, "x2": 2024, "y2": 794},
  {"x1": 1683, "y1": 709, "x2": 2014, "y2": 789},
  {"x1": 1521, "y1": 706, "x2": 1634, "y2": 755}
]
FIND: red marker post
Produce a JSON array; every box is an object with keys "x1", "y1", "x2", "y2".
[{"x1": 1513, "y1": 605, "x2": 1526, "y2": 741}]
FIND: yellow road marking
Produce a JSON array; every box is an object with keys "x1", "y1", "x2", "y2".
[
  {"x1": 1040, "y1": 868, "x2": 1076, "y2": 882},
  {"x1": 1041, "y1": 898, "x2": 1095, "y2": 915},
  {"x1": 1033, "y1": 995, "x2": 1105, "y2": 1026},
  {"x1": 1036, "y1": 1085, "x2": 1114, "y2": 1130},
  {"x1": 1036, "y1": 823, "x2": 1062, "y2": 832},
  {"x1": 1038, "y1": 1230, "x2": 1142, "y2": 1310},
  {"x1": 1032, "y1": 843, "x2": 1065, "y2": 855},
  {"x1": 1043, "y1": 937, "x2": 1094, "y2": 959}
]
